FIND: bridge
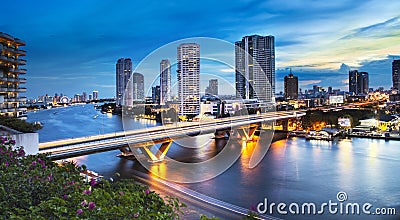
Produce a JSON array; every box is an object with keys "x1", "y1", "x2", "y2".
[{"x1": 39, "y1": 111, "x2": 305, "y2": 160}]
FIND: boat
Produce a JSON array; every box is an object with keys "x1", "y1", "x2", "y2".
[
  {"x1": 93, "y1": 115, "x2": 99, "y2": 119},
  {"x1": 305, "y1": 130, "x2": 333, "y2": 141}
]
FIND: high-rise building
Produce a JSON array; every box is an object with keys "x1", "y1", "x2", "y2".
[
  {"x1": 92, "y1": 90, "x2": 99, "y2": 100},
  {"x1": 177, "y1": 43, "x2": 200, "y2": 116},
  {"x1": 235, "y1": 35, "x2": 275, "y2": 102},
  {"x1": 392, "y1": 60, "x2": 400, "y2": 90},
  {"x1": 0, "y1": 32, "x2": 27, "y2": 118},
  {"x1": 349, "y1": 70, "x2": 369, "y2": 95},
  {"x1": 205, "y1": 79, "x2": 218, "y2": 96},
  {"x1": 116, "y1": 58, "x2": 133, "y2": 106},
  {"x1": 152, "y1": 85, "x2": 161, "y2": 104},
  {"x1": 160, "y1": 59, "x2": 171, "y2": 105},
  {"x1": 82, "y1": 92, "x2": 87, "y2": 102},
  {"x1": 284, "y1": 72, "x2": 298, "y2": 100},
  {"x1": 132, "y1": 72, "x2": 144, "y2": 100}
]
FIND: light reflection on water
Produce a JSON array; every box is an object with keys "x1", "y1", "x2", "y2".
[{"x1": 28, "y1": 105, "x2": 400, "y2": 219}]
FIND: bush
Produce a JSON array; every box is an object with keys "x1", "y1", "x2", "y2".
[
  {"x1": 0, "y1": 116, "x2": 42, "y2": 133},
  {"x1": 0, "y1": 136, "x2": 185, "y2": 219}
]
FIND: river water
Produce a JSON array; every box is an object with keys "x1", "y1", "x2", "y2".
[{"x1": 27, "y1": 104, "x2": 400, "y2": 219}]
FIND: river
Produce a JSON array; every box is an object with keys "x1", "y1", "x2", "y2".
[{"x1": 27, "y1": 104, "x2": 400, "y2": 219}]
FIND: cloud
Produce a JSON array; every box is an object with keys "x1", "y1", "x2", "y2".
[{"x1": 299, "y1": 80, "x2": 322, "y2": 87}]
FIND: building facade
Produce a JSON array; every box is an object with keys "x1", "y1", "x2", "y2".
[
  {"x1": 393, "y1": 59, "x2": 400, "y2": 90},
  {"x1": 205, "y1": 79, "x2": 218, "y2": 96},
  {"x1": 284, "y1": 72, "x2": 298, "y2": 100},
  {"x1": 132, "y1": 72, "x2": 144, "y2": 100},
  {"x1": 116, "y1": 58, "x2": 132, "y2": 106},
  {"x1": 160, "y1": 59, "x2": 171, "y2": 105},
  {"x1": 0, "y1": 32, "x2": 27, "y2": 118},
  {"x1": 177, "y1": 43, "x2": 200, "y2": 116},
  {"x1": 349, "y1": 70, "x2": 369, "y2": 95},
  {"x1": 92, "y1": 91, "x2": 99, "y2": 100},
  {"x1": 152, "y1": 85, "x2": 161, "y2": 104},
  {"x1": 235, "y1": 35, "x2": 275, "y2": 102}
]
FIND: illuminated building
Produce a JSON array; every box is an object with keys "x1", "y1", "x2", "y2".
[
  {"x1": 0, "y1": 32, "x2": 27, "y2": 117},
  {"x1": 235, "y1": 35, "x2": 275, "y2": 102},
  {"x1": 177, "y1": 43, "x2": 200, "y2": 116}
]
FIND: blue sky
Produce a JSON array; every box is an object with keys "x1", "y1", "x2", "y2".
[{"x1": 1, "y1": 0, "x2": 400, "y2": 98}]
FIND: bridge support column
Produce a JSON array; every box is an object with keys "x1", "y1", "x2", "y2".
[
  {"x1": 139, "y1": 141, "x2": 172, "y2": 162},
  {"x1": 236, "y1": 125, "x2": 259, "y2": 141},
  {"x1": 119, "y1": 147, "x2": 133, "y2": 157}
]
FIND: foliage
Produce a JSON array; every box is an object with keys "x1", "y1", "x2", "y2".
[
  {"x1": 302, "y1": 109, "x2": 375, "y2": 129},
  {"x1": 0, "y1": 137, "x2": 184, "y2": 219},
  {"x1": 0, "y1": 115, "x2": 42, "y2": 133}
]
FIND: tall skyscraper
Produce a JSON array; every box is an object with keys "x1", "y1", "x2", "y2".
[
  {"x1": 177, "y1": 43, "x2": 200, "y2": 116},
  {"x1": 92, "y1": 91, "x2": 99, "y2": 100},
  {"x1": 393, "y1": 60, "x2": 400, "y2": 90},
  {"x1": 349, "y1": 70, "x2": 369, "y2": 95},
  {"x1": 284, "y1": 71, "x2": 298, "y2": 100},
  {"x1": 132, "y1": 72, "x2": 144, "y2": 100},
  {"x1": 152, "y1": 85, "x2": 161, "y2": 104},
  {"x1": 160, "y1": 59, "x2": 171, "y2": 105},
  {"x1": 205, "y1": 79, "x2": 218, "y2": 96},
  {"x1": 0, "y1": 32, "x2": 27, "y2": 118},
  {"x1": 116, "y1": 58, "x2": 132, "y2": 106},
  {"x1": 235, "y1": 35, "x2": 275, "y2": 102}
]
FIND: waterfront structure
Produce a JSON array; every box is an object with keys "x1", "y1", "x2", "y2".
[
  {"x1": 152, "y1": 85, "x2": 160, "y2": 104},
  {"x1": 393, "y1": 60, "x2": 400, "y2": 90},
  {"x1": 116, "y1": 58, "x2": 133, "y2": 106},
  {"x1": 160, "y1": 59, "x2": 171, "y2": 105},
  {"x1": 235, "y1": 35, "x2": 275, "y2": 102},
  {"x1": 0, "y1": 32, "x2": 27, "y2": 118},
  {"x1": 284, "y1": 71, "x2": 298, "y2": 100},
  {"x1": 349, "y1": 70, "x2": 369, "y2": 95},
  {"x1": 132, "y1": 72, "x2": 144, "y2": 100},
  {"x1": 205, "y1": 79, "x2": 218, "y2": 96},
  {"x1": 92, "y1": 91, "x2": 99, "y2": 100},
  {"x1": 177, "y1": 43, "x2": 200, "y2": 116}
]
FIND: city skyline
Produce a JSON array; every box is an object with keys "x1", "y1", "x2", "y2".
[{"x1": 1, "y1": 1, "x2": 400, "y2": 98}]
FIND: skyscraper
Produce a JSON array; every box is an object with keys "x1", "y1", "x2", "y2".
[
  {"x1": 132, "y1": 72, "x2": 144, "y2": 100},
  {"x1": 116, "y1": 58, "x2": 132, "y2": 106},
  {"x1": 160, "y1": 59, "x2": 171, "y2": 105},
  {"x1": 235, "y1": 35, "x2": 275, "y2": 102},
  {"x1": 152, "y1": 85, "x2": 161, "y2": 104},
  {"x1": 177, "y1": 43, "x2": 200, "y2": 116},
  {"x1": 349, "y1": 70, "x2": 369, "y2": 95},
  {"x1": 0, "y1": 32, "x2": 27, "y2": 118},
  {"x1": 205, "y1": 79, "x2": 218, "y2": 96},
  {"x1": 284, "y1": 71, "x2": 298, "y2": 100},
  {"x1": 92, "y1": 91, "x2": 99, "y2": 100},
  {"x1": 393, "y1": 60, "x2": 400, "y2": 90}
]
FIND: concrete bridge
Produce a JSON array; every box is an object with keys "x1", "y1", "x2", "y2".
[{"x1": 39, "y1": 111, "x2": 305, "y2": 160}]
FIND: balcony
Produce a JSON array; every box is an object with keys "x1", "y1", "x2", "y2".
[
  {"x1": 17, "y1": 97, "x2": 27, "y2": 102},
  {"x1": 13, "y1": 68, "x2": 27, "y2": 74},
  {"x1": 18, "y1": 78, "x2": 27, "y2": 83},
  {"x1": 16, "y1": 107, "x2": 27, "y2": 111},
  {"x1": 14, "y1": 38, "x2": 26, "y2": 46},
  {"x1": 16, "y1": 87, "x2": 26, "y2": 93},
  {"x1": 4, "y1": 98, "x2": 17, "y2": 102},
  {"x1": 0, "y1": 32, "x2": 14, "y2": 41},
  {"x1": 17, "y1": 59, "x2": 26, "y2": 65}
]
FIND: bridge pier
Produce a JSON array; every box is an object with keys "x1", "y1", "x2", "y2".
[
  {"x1": 138, "y1": 141, "x2": 172, "y2": 162},
  {"x1": 235, "y1": 125, "x2": 259, "y2": 141}
]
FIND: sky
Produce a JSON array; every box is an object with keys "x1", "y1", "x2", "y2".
[{"x1": 1, "y1": 0, "x2": 400, "y2": 98}]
